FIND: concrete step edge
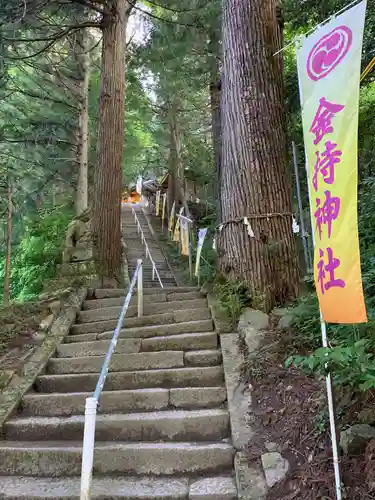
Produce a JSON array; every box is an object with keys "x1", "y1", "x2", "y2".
[
  {"x1": 57, "y1": 333, "x2": 218, "y2": 357},
  {"x1": 70, "y1": 313, "x2": 212, "y2": 336},
  {"x1": 4, "y1": 408, "x2": 230, "y2": 441},
  {"x1": 66, "y1": 320, "x2": 214, "y2": 343},
  {"x1": 35, "y1": 365, "x2": 224, "y2": 393},
  {"x1": 92, "y1": 287, "x2": 198, "y2": 299},
  {"x1": 0, "y1": 474, "x2": 237, "y2": 499},
  {"x1": 82, "y1": 291, "x2": 204, "y2": 310},
  {"x1": 48, "y1": 350, "x2": 222, "y2": 374},
  {"x1": 77, "y1": 300, "x2": 208, "y2": 323},
  {"x1": 21, "y1": 387, "x2": 227, "y2": 416},
  {"x1": 0, "y1": 441, "x2": 234, "y2": 476}
]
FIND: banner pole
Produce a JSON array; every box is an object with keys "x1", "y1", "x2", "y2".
[
  {"x1": 188, "y1": 239, "x2": 193, "y2": 280},
  {"x1": 320, "y1": 315, "x2": 342, "y2": 500},
  {"x1": 292, "y1": 141, "x2": 312, "y2": 273}
]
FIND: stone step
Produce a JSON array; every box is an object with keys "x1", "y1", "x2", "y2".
[
  {"x1": 143, "y1": 279, "x2": 176, "y2": 284},
  {"x1": 48, "y1": 351, "x2": 186, "y2": 374},
  {"x1": 122, "y1": 223, "x2": 152, "y2": 228},
  {"x1": 0, "y1": 474, "x2": 237, "y2": 499},
  {"x1": 71, "y1": 312, "x2": 173, "y2": 335},
  {"x1": 82, "y1": 291, "x2": 204, "y2": 310},
  {"x1": 35, "y1": 366, "x2": 224, "y2": 393},
  {"x1": 21, "y1": 387, "x2": 227, "y2": 416},
  {"x1": 57, "y1": 338, "x2": 142, "y2": 357},
  {"x1": 0, "y1": 441, "x2": 234, "y2": 477},
  {"x1": 132, "y1": 275, "x2": 175, "y2": 283},
  {"x1": 93, "y1": 287, "x2": 198, "y2": 299},
  {"x1": 128, "y1": 263, "x2": 171, "y2": 270},
  {"x1": 65, "y1": 319, "x2": 214, "y2": 344},
  {"x1": 144, "y1": 281, "x2": 176, "y2": 288},
  {"x1": 184, "y1": 350, "x2": 222, "y2": 367},
  {"x1": 141, "y1": 331, "x2": 218, "y2": 352},
  {"x1": 77, "y1": 299, "x2": 208, "y2": 323},
  {"x1": 49, "y1": 350, "x2": 222, "y2": 374},
  {"x1": 5, "y1": 409, "x2": 230, "y2": 441},
  {"x1": 59, "y1": 331, "x2": 218, "y2": 357},
  {"x1": 125, "y1": 243, "x2": 160, "y2": 249},
  {"x1": 128, "y1": 254, "x2": 166, "y2": 260},
  {"x1": 126, "y1": 247, "x2": 164, "y2": 253},
  {"x1": 125, "y1": 244, "x2": 163, "y2": 250},
  {"x1": 129, "y1": 266, "x2": 170, "y2": 272},
  {"x1": 70, "y1": 311, "x2": 212, "y2": 336},
  {"x1": 128, "y1": 268, "x2": 171, "y2": 275}
]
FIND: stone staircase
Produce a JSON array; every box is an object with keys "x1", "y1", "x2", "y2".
[
  {"x1": 0, "y1": 207, "x2": 237, "y2": 499},
  {"x1": 122, "y1": 204, "x2": 177, "y2": 288}
]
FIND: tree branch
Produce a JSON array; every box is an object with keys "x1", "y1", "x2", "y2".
[{"x1": 145, "y1": 0, "x2": 207, "y2": 14}]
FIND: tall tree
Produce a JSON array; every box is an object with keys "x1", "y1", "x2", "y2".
[
  {"x1": 1, "y1": 1, "x2": 136, "y2": 285},
  {"x1": 92, "y1": 0, "x2": 133, "y2": 286},
  {"x1": 218, "y1": 0, "x2": 300, "y2": 312},
  {"x1": 208, "y1": 32, "x2": 222, "y2": 223},
  {"x1": 3, "y1": 176, "x2": 12, "y2": 305},
  {"x1": 74, "y1": 28, "x2": 91, "y2": 216}
]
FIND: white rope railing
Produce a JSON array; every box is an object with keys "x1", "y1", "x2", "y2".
[
  {"x1": 80, "y1": 259, "x2": 143, "y2": 500},
  {"x1": 131, "y1": 207, "x2": 164, "y2": 289}
]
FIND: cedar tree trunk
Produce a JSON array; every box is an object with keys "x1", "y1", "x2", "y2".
[
  {"x1": 3, "y1": 179, "x2": 12, "y2": 305},
  {"x1": 75, "y1": 28, "x2": 91, "y2": 216},
  {"x1": 93, "y1": 0, "x2": 132, "y2": 286},
  {"x1": 219, "y1": 0, "x2": 300, "y2": 311}
]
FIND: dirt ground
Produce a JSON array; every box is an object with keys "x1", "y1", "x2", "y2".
[
  {"x1": 0, "y1": 302, "x2": 48, "y2": 383},
  {"x1": 243, "y1": 324, "x2": 375, "y2": 500}
]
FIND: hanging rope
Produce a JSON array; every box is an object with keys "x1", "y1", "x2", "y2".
[{"x1": 215, "y1": 212, "x2": 293, "y2": 233}]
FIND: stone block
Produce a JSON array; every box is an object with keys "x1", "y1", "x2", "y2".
[
  {"x1": 261, "y1": 452, "x2": 289, "y2": 488},
  {"x1": 235, "y1": 452, "x2": 267, "y2": 500}
]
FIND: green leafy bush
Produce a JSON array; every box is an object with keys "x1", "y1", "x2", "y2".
[
  {"x1": 287, "y1": 339, "x2": 375, "y2": 391},
  {"x1": 213, "y1": 275, "x2": 250, "y2": 324},
  {"x1": 9, "y1": 205, "x2": 73, "y2": 301}
]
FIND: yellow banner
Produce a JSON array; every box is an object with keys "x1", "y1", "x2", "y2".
[
  {"x1": 169, "y1": 201, "x2": 176, "y2": 232},
  {"x1": 155, "y1": 190, "x2": 160, "y2": 216},
  {"x1": 297, "y1": 1, "x2": 367, "y2": 324},
  {"x1": 180, "y1": 217, "x2": 189, "y2": 256},
  {"x1": 173, "y1": 207, "x2": 184, "y2": 242}
]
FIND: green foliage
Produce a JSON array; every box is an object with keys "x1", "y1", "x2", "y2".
[
  {"x1": 287, "y1": 339, "x2": 375, "y2": 392},
  {"x1": 213, "y1": 276, "x2": 250, "y2": 324},
  {"x1": 7, "y1": 206, "x2": 73, "y2": 301},
  {"x1": 287, "y1": 173, "x2": 375, "y2": 392}
]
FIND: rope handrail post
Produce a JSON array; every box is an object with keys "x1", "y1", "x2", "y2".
[
  {"x1": 80, "y1": 259, "x2": 142, "y2": 500},
  {"x1": 80, "y1": 397, "x2": 97, "y2": 500},
  {"x1": 137, "y1": 258, "x2": 143, "y2": 317},
  {"x1": 132, "y1": 208, "x2": 164, "y2": 289}
]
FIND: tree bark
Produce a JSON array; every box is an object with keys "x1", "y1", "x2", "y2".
[
  {"x1": 93, "y1": 1, "x2": 132, "y2": 286},
  {"x1": 219, "y1": 0, "x2": 300, "y2": 312},
  {"x1": 167, "y1": 103, "x2": 179, "y2": 215},
  {"x1": 208, "y1": 33, "x2": 222, "y2": 225},
  {"x1": 75, "y1": 28, "x2": 91, "y2": 216},
  {"x1": 167, "y1": 100, "x2": 188, "y2": 215},
  {"x1": 3, "y1": 178, "x2": 12, "y2": 305}
]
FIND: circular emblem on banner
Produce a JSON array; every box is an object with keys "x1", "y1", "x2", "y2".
[{"x1": 306, "y1": 26, "x2": 352, "y2": 81}]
